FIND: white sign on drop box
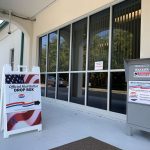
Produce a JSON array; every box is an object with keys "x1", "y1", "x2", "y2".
[
  {"x1": 94, "y1": 61, "x2": 103, "y2": 70},
  {"x1": 129, "y1": 81, "x2": 150, "y2": 105}
]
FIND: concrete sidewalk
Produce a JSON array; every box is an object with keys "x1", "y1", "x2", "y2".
[{"x1": 0, "y1": 98, "x2": 150, "y2": 150}]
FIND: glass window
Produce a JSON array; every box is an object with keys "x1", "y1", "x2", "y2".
[
  {"x1": 38, "y1": 0, "x2": 141, "y2": 115},
  {"x1": 39, "y1": 35, "x2": 47, "y2": 72},
  {"x1": 111, "y1": 0, "x2": 141, "y2": 69},
  {"x1": 88, "y1": 8, "x2": 110, "y2": 70},
  {"x1": 70, "y1": 73, "x2": 85, "y2": 105},
  {"x1": 47, "y1": 32, "x2": 57, "y2": 72},
  {"x1": 110, "y1": 72, "x2": 127, "y2": 114},
  {"x1": 40, "y1": 74, "x2": 46, "y2": 96},
  {"x1": 46, "y1": 74, "x2": 56, "y2": 98},
  {"x1": 58, "y1": 26, "x2": 70, "y2": 71},
  {"x1": 87, "y1": 72, "x2": 107, "y2": 110},
  {"x1": 71, "y1": 18, "x2": 87, "y2": 71},
  {"x1": 57, "y1": 73, "x2": 69, "y2": 101}
]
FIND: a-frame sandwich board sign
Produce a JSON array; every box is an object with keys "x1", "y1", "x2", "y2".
[{"x1": 1, "y1": 65, "x2": 42, "y2": 138}]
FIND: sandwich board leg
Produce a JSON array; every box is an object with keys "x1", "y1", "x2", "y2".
[
  {"x1": 127, "y1": 125, "x2": 133, "y2": 136},
  {"x1": 4, "y1": 132, "x2": 9, "y2": 138},
  {"x1": 38, "y1": 125, "x2": 42, "y2": 132}
]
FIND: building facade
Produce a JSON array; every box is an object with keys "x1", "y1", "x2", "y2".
[
  {"x1": 1, "y1": 0, "x2": 150, "y2": 119},
  {"x1": 36, "y1": 0, "x2": 144, "y2": 117}
]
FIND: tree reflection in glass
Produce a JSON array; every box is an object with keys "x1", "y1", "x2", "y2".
[
  {"x1": 58, "y1": 26, "x2": 70, "y2": 71},
  {"x1": 89, "y1": 8, "x2": 110, "y2": 70},
  {"x1": 39, "y1": 35, "x2": 47, "y2": 72},
  {"x1": 47, "y1": 32, "x2": 57, "y2": 72},
  {"x1": 111, "y1": 29, "x2": 133, "y2": 69},
  {"x1": 72, "y1": 18, "x2": 87, "y2": 71},
  {"x1": 111, "y1": 0, "x2": 141, "y2": 69}
]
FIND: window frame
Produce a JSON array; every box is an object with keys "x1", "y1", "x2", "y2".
[{"x1": 38, "y1": 0, "x2": 141, "y2": 116}]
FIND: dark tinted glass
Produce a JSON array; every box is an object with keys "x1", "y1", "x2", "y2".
[
  {"x1": 70, "y1": 73, "x2": 85, "y2": 105},
  {"x1": 110, "y1": 72, "x2": 127, "y2": 114},
  {"x1": 57, "y1": 73, "x2": 69, "y2": 101},
  {"x1": 39, "y1": 35, "x2": 47, "y2": 72},
  {"x1": 46, "y1": 74, "x2": 56, "y2": 98},
  {"x1": 111, "y1": 0, "x2": 141, "y2": 69},
  {"x1": 47, "y1": 32, "x2": 57, "y2": 72},
  {"x1": 72, "y1": 18, "x2": 87, "y2": 71},
  {"x1": 87, "y1": 72, "x2": 107, "y2": 110},
  {"x1": 40, "y1": 74, "x2": 46, "y2": 96},
  {"x1": 58, "y1": 26, "x2": 70, "y2": 71},
  {"x1": 88, "y1": 8, "x2": 110, "y2": 70}
]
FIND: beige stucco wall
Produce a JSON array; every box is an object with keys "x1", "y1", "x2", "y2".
[
  {"x1": 33, "y1": 0, "x2": 117, "y2": 35},
  {"x1": 32, "y1": 0, "x2": 150, "y2": 66}
]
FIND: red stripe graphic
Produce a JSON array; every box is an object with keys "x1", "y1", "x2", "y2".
[
  {"x1": 7, "y1": 110, "x2": 41, "y2": 131},
  {"x1": 24, "y1": 74, "x2": 39, "y2": 84},
  {"x1": 7, "y1": 110, "x2": 34, "y2": 131},
  {"x1": 7, "y1": 102, "x2": 24, "y2": 106},
  {"x1": 32, "y1": 112, "x2": 42, "y2": 126},
  {"x1": 24, "y1": 75, "x2": 34, "y2": 83},
  {"x1": 34, "y1": 79, "x2": 40, "y2": 84},
  {"x1": 6, "y1": 101, "x2": 33, "y2": 106}
]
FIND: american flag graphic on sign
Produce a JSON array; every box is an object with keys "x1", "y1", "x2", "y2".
[
  {"x1": 7, "y1": 110, "x2": 41, "y2": 131},
  {"x1": 5, "y1": 74, "x2": 39, "y2": 84}
]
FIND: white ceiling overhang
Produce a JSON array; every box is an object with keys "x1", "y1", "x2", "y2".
[{"x1": 0, "y1": 0, "x2": 56, "y2": 20}]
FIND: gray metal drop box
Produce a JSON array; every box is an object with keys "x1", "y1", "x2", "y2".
[{"x1": 124, "y1": 58, "x2": 150, "y2": 135}]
